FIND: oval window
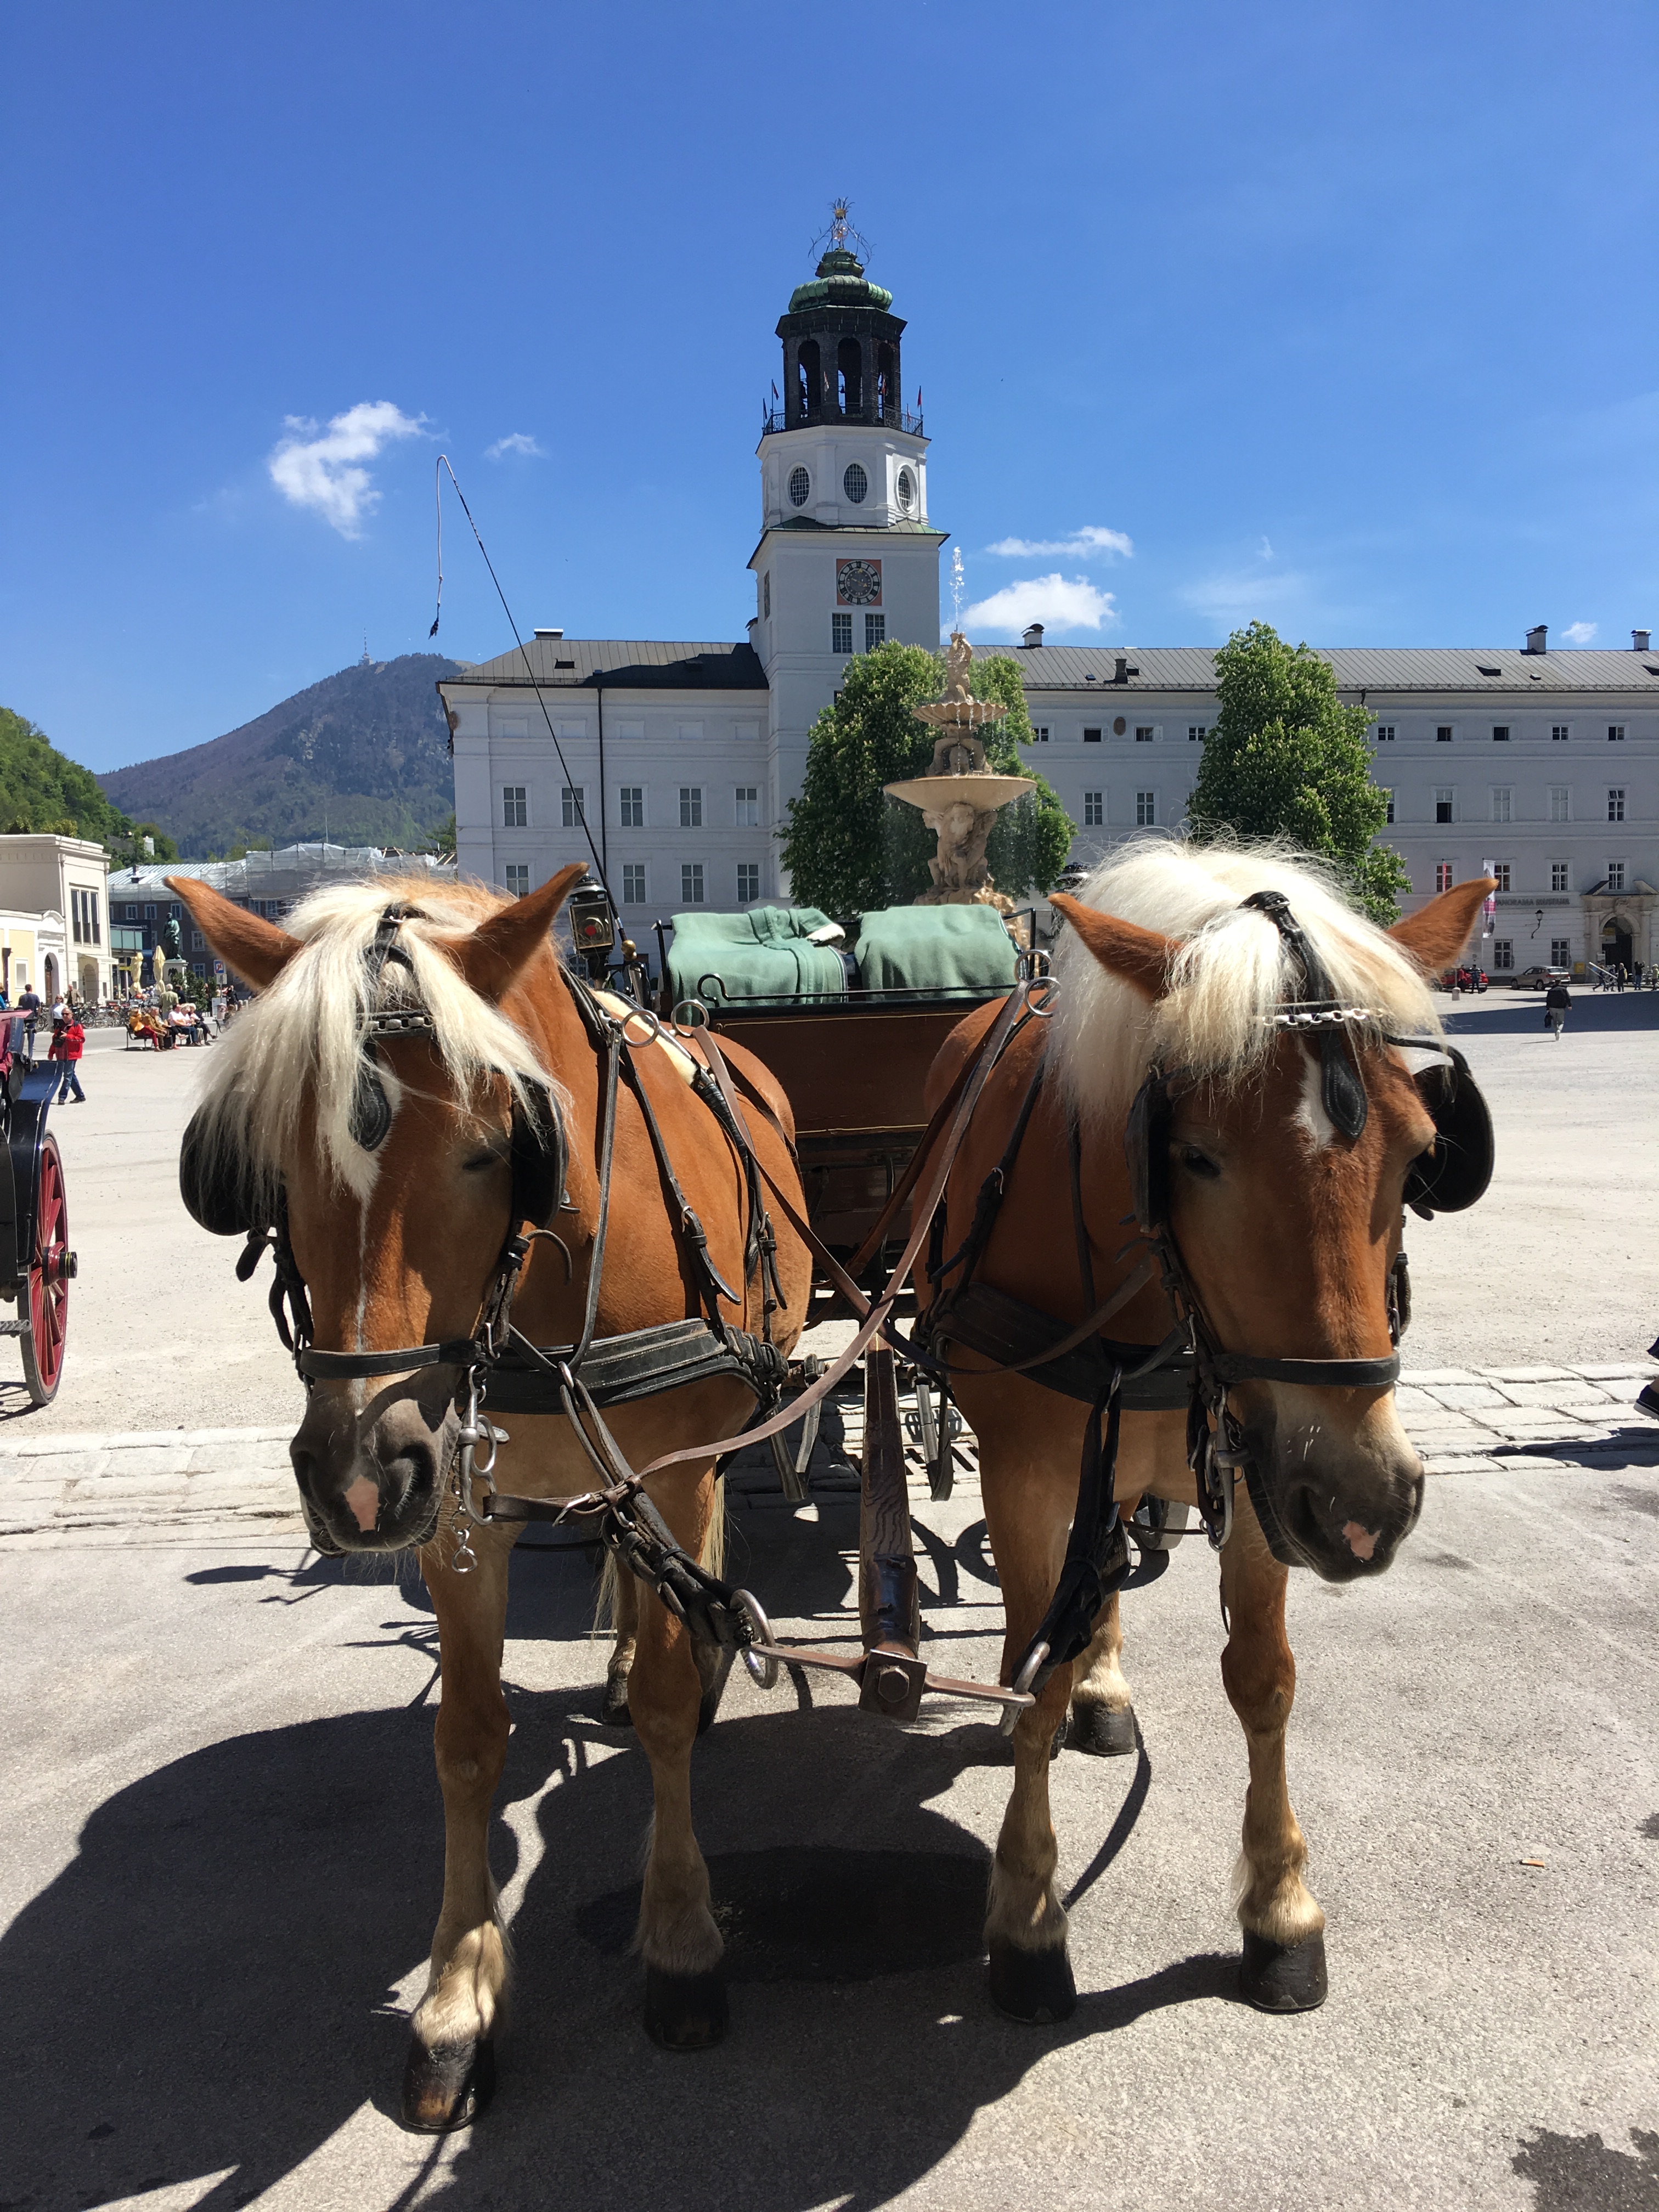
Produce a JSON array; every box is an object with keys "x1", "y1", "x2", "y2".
[
  {"x1": 895, "y1": 465, "x2": 915, "y2": 513},
  {"x1": 843, "y1": 461, "x2": 868, "y2": 504},
  {"x1": 788, "y1": 466, "x2": 811, "y2": 508}
]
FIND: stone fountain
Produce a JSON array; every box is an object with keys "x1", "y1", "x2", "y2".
[{"x1": 884, "y1": 631, "x2": 1035, "y2": 909}]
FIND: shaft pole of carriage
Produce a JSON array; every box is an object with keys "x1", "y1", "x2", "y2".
[{"x1": 855, "y1": 1343, "x2": 928, "y2": 1722}]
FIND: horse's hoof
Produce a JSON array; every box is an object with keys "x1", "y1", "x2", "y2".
[
  {"x1": 1240, "y1": 1928, "x2": 1328, "y2": 2012},
  {"x1": 988, "y1": 1940, "x2": 1077, "y2": 2024},
  {"x1": 400, "y1": 2034, "x2": 495, "y2": 2132},
  {"x1": 1067, "y1": 1701, "x2": 1137, "y2": 1757},
  {"x1": 600, "y1": 1673, "x2": 633, "y2": 1728},
  {"x1": 644, "y1": 1965, "x2": 729, "y2": 2051}
]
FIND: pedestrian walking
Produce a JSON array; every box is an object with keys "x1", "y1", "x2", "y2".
[
  {"x1": 16, "y1": 984, "x2": 41, "y2": 1054},
  {"x1": 1544, "y1": 980, "x2": 1571, "y2": 1040},
  {"x1": 1637, "y1": 1336, "x2": 1659, "y2": 1423},
  {"x1": 48, "y1": 1011, "x2": 86, "y2": 1102}
]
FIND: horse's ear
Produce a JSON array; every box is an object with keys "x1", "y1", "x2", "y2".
[
  {"x1": 443, "y1": 863, "x2": 589, "y2": 1001},
  {"x1": 1387, "y1": 878, "x2": 1497, "y2": 975},
  {"x1": 1052, "y1": 895, "x2": 1180, "y2": 1001},
  {"x1": 166, "y1": 875, "x2": 302, "y2": 991}
]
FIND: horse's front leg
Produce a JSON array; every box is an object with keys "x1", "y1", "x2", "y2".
[
  {"x1": 402, "y1": 1515, "x2": 517, "y2": 2131},
  {"x1": 627, "y1": 1463, "x2": 727, "y2": 2050},
  {"x1": 1221, "y1": 1496, "x2": 1328, "y2": 2012},
  {"x1": 602, "y1": 1553, "x2": 638, "y2": 1726},
  {"x1": 1066, "y1": 1592, "x2": 1137, "y2": 1756}
]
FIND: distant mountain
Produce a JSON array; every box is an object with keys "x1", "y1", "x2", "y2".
[{"x1": 98, "y1": 653, "x2": 464, "y2": 857}]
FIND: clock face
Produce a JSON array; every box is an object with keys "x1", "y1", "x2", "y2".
[{"x1": 836, "y1": 558, "x2": 882, "y2": 607}]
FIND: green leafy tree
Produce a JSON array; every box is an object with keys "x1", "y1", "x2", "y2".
[
  {"x1": 1186, "y1": 622, "x2": 1411, "y2": 923},
  {"x1": 0, "y1": 706, "x2": 136, "y2": 851},
  {"x1": 780, "y1": 641, "x2": 1074, "y2": 919}
]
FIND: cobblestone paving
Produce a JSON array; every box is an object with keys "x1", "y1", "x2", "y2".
[{"x1": 4, "y1": 1365, "x2": 1652, "y2": 1547}]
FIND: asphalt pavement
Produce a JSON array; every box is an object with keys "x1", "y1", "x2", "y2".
[{"x1": 0, "y1": 999, "x2": 1655, "y2": 2211}]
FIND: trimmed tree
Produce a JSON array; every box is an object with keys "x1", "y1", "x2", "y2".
[
  {"x1": 780, "y1": 641, "x2": 1074, "y2": 919},
  {"x1": 1185, "y1": 621, "x2": 1411, "y2": 923}
]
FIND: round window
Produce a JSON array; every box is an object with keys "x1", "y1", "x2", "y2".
[
  {"x1": 895, "y1": 466, "x2": 915, "y2": 514},
  {"x1": 1113, "y1": 717, "x2": 1127, "y2": 736},
  {"x1": 788, "y1": 466, "x2": 811, "y2": 508},
  {"x1": 843, "y1": 461, "x2": 868, "y2": 504}
]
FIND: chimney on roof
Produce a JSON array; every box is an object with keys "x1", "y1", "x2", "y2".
[
  {"x1": 533, "y1": 627, "x2": 564, "y2": 640},
  {"x1": 1114, "y1": 656, "x2": 1128, "y2": 683},
  {"x1": 1524, "y1": 624, "x2": 1548, "y2": 654},
  {"x1": 1022, "y1": 622, "x2": 1044, "y2": 648},
  {"x1": 1635, "y1": 629, "x2": 1652, "y2": 653}
]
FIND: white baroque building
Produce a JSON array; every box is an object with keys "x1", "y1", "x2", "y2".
[{"x1": 441, "y1": 247, "x2": 1657, "y2": 979}]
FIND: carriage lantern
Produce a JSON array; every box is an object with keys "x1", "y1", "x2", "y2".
[{"x1": 566, "y1": 877, "x2": 617, "y2": 981}]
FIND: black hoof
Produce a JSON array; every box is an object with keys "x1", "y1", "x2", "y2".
[
  {"x1": 988, "y1": 1939, "x2": 1077, "y2": 2024},
  {"x1": 1240, "y1": 1928, "x2": 1328, "y2": 2012},
  {"x1": 1067, "y1": 1701, "x2": 1137, "y2": 1757},
  {"x1": 644, "y1": 1965, "x2": 729, "y2": 2051},
  {"x1": 600, "y1": 1672, "x2": 632, "y2": 1728},
  {"x1": 400, "y1": 2034, "x2": 495, "y2": 2132}
]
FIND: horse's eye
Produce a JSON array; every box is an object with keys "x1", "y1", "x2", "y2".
[
  {"x1": 1179, "y1": 1146, "x2": 1221, "y2": 1180},
  {"x1": 462, "y1": 1150, "x2": 507, "y2": 1175}
]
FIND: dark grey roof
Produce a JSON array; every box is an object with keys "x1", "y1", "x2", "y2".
[
  {"x1": 1007, "y1": 645, "x2": 1659, "y2": 696},
  {"x1": 441, "y1": 640, "x2": 767, "y2": 691}
]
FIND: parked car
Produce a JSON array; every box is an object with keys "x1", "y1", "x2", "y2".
[
  {"x1": 1505, "y1": 965, "x2": 1572, "y2": 990},
  {"x1": 1436, "y1": 963, "x2": 1488, "y2": 992}
]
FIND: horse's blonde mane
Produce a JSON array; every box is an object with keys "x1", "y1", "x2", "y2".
[
  {"x1": 1049, "y1": 840, "x2": 1442, "y2": 1125},
  {"x1": 190, "y1": 874, "x2": 560, "y2": 1205}
]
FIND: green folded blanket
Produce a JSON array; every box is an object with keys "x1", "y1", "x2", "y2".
[
  {"x1": 667, "y1": 906, "x2": 846, "y2": 1006},
  {"x1": 853, "y1": 904, "x2": 1018, "y2": 994}
]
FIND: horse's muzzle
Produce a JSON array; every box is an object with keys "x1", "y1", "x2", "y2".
[
  {"x1": 1240, "y1": 1394, "x2": 1425, "y2": 1582},
  {"x1": 290, "y1": 1391, "x2": 455, "y2": 1554}
]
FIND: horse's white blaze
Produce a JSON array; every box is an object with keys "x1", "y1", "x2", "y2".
[
  {"x1": 343, "y1": 1475, "x2": 380, "y2": 1531},
  {"x1": 1294, "y1": 1047, "x2": 1336, "y2": 1148}
]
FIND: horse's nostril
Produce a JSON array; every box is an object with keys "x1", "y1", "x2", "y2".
[
  {"x1": 386, "y1": 1440, "x2": 437, "y2": 1509},
  {"x1": 290, "y1": 1447, "x2": 321, "y2": 1504}
]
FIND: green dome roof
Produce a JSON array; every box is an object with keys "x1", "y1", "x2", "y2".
[{"x1": 787, "y1": 247, "x2": 893, "y2": 315}]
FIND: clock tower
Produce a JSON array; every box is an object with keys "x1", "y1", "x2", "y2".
[{"x1": 749, "y1": 208, "x2": 946, "y2": 831}]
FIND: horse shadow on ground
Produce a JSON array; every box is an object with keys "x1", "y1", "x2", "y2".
[{"x1": 1, "y1": 1507, "x2": 1229, "y2": 2212}]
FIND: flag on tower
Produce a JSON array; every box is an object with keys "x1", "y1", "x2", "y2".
[{"x1": 771, "y1": 381, "x2": 779, "y2": 401}]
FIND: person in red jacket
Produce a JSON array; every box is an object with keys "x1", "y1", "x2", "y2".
[{"x1": 48, "y1": 1012, "x2": 86, "y2": 1103}]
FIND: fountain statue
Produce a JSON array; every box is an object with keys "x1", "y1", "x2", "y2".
[{"x1": 883, "y1": 632, "x2": 1035, "y2": 909}]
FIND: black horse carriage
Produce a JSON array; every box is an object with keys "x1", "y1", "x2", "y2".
[{"x1": 0, "y1": 1014, "x2": 75, "y2": 1403}]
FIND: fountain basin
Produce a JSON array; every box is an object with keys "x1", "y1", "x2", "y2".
[{"x1": 884, "y1": 771, "x2": 1036, "y2": 812}]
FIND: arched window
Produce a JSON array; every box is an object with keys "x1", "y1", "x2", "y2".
[
  {"x1": 875, "y1": 342, "x2": 896, "y2": 421},
  {"x1": 797, "y1": 340, "x2": 820, "y2": 423},
  {"x1": 843, "y1": 462, "x2": 867, "y2": 504},
  {"x1": 837, "y1": 337, "x2": 862, "y2": 418}
]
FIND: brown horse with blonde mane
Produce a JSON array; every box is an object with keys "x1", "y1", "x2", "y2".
[
  {"x1": 170, "y1": 865, "x2": 812, "y2": 2128},
  {"x1": 917, "y1": 844, "x2": 1495, "y2": 2023}
]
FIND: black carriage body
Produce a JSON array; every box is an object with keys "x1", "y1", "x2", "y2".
[{"x1": 0, "y1": 1062, "x2": 61, "y2": 1294}]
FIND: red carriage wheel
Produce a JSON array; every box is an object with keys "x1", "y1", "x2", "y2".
[{"x1": 22, "y1": 1134, "x2": 70, "y2": 1405}]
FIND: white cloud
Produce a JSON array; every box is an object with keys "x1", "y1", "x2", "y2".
[
  {"x1": 268, "y1": 401, "x2": 426, "y2": 537},
  {"x1": 984, "y1": 525, "x2": 1133, "y2": 560},
  {"x1": 486, "y1": 431, "x2": 545, "y2": 461},
  {"x1": 1561, "y1": 620, "x2": 1598, "y2": 645},
  {"x1": 958, "y1": 574, "x2": 1120, "y2": 636}
]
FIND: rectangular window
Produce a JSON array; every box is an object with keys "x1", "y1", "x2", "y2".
[
  {"x1": 1492, "y1": 724, "x2": 1510, "y2": 743},
  {"x1": 1435, "y1": 788, "x2": 1454, "y2": 824},
  {"x1": 676, "y1": 722, "x2": 703, "y2": 742},
  {"x1": 1549, "y1": 786, "x2": 1570, "y2": 822},
  {"x1": 832, "y1": 612, "x2": 853, "y2": 654},
  {"x1": 1551, "y1": 861, "x2": 1570, "y2": 891},
  {"x1": 124, "y1": 904, "x2": 138, "y2": 922},
  {"x1": 1136, "y1": 791, "x2": 1155, "y2": 827},
  {"x1": 1436, "y1": 725, "x2": 1453, "y2": 743},
  {"x1": 1435, "y1": 861, "x2": 1454, "y2": 892},
  {"x1": 1031, "y1": 725, "x2": 1049, "y2": 743},
  {"x1": 1083, "y1": 726, "x2": 1102, "y2": 743},
  {"x1": 1608, "y1": 724, "x2": 1626, "y2": 742},
  {"x1": 865, "y1": 613, "x2": 885, "y2": 651},
  {"x1": 734, "y1": 786, "x2": 759, "y2": 828},
  {"x1": 1134, "y1": 725, "x2": 1154, "y2": 743},
  {"x1": 622, "y1": 862, "x2": 647, "y2": 904},
  {"x1": 1607, "y1": 860, "x2": 1626, "y2": 891},
  {"x1": 679, "y1": 786, "x2": 702, "y2": 829},
  {"x1": 681, "y1": 862, "x2": 705, "y2": 904},
  {"x1": 763, "y1": 572, "x2": 770, "y2": 619},
  {"x1": 144, "y1": 902, "x2": 156, "y2": 921},
  {"x1": 503, "y1": 786, "x2": 527, "y2": 828},
  {"x1": 1083, "y1": 791, "x2": 1104, "y2": 826},
  {"x1": 561, "y1": 785, "x2": 585, "y2": 828},
  {"x1": 1374, "y1": 724, "x2": 1395, "y2": 742},
  {"x1": 1552, "y1": 724, "x2": 1570, "y2": 741},
  {"x1": 70, "y1": 890, "x2": 82, "y2": 944},
  {"x1": 1189, "y1": 724, "x2": 1209, "y2": 743},
  {"x1": 1609, "y1": 787, "x2": 1626, "y2": 822},
  {"x1": 736, "y1": 862, "x2": 760, "y2": 903},
  {"x1": 1492, "y1": 787, "x2": 1511, "y2": 823},
  {"x1": 1492, "y1": 861, "x2": 1512, "y2": 892},
  {"x1": 620, "y1": 785, "x2": 645, "y2": 828},
  {"x1": 504, "y1": 864, "x2": 529, "y2": 899},
  {"x1": 1550, "y1": 938, "x2": 1571, "y2": 967},
  {"x1": 1383, "y1": 790, "x2": 1395, "y2": 825},
  {"x1": 1493, "y1": 939, "x2": 1514, "y2": 971},
  {"x1": 91, "y1": 892, "x2": 100, "y2": 945},
  {"x1": 191, "y1": 929, "x2": 204, "y2": 952}
]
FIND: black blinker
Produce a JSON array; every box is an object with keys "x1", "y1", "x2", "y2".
[
  {"x1": 1319, "y1": 1030, "x2": 1368, "y2": 1141},
  {"x1": 349, "y1": 1054, "x2": 394, "y2": 1153}
]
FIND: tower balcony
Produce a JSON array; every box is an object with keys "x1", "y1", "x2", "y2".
[{"x1": 761, "y1": 403, "x2": 923, "y2": 439}]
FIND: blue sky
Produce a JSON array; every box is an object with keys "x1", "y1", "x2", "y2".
[{"x1": 4, "y1": 0, "x2": 1656, "y2": 776}]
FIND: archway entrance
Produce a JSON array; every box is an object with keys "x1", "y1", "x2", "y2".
[
  {"x1": 43, "y1": 954, "x2": 58, "y2": 1002},
  {"x1": 77, "y1": 956, "x2": 99, "y2": 1004},
  {"x1": 1602, "y1": 918, "x2": 1634, "y2": 972}
]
